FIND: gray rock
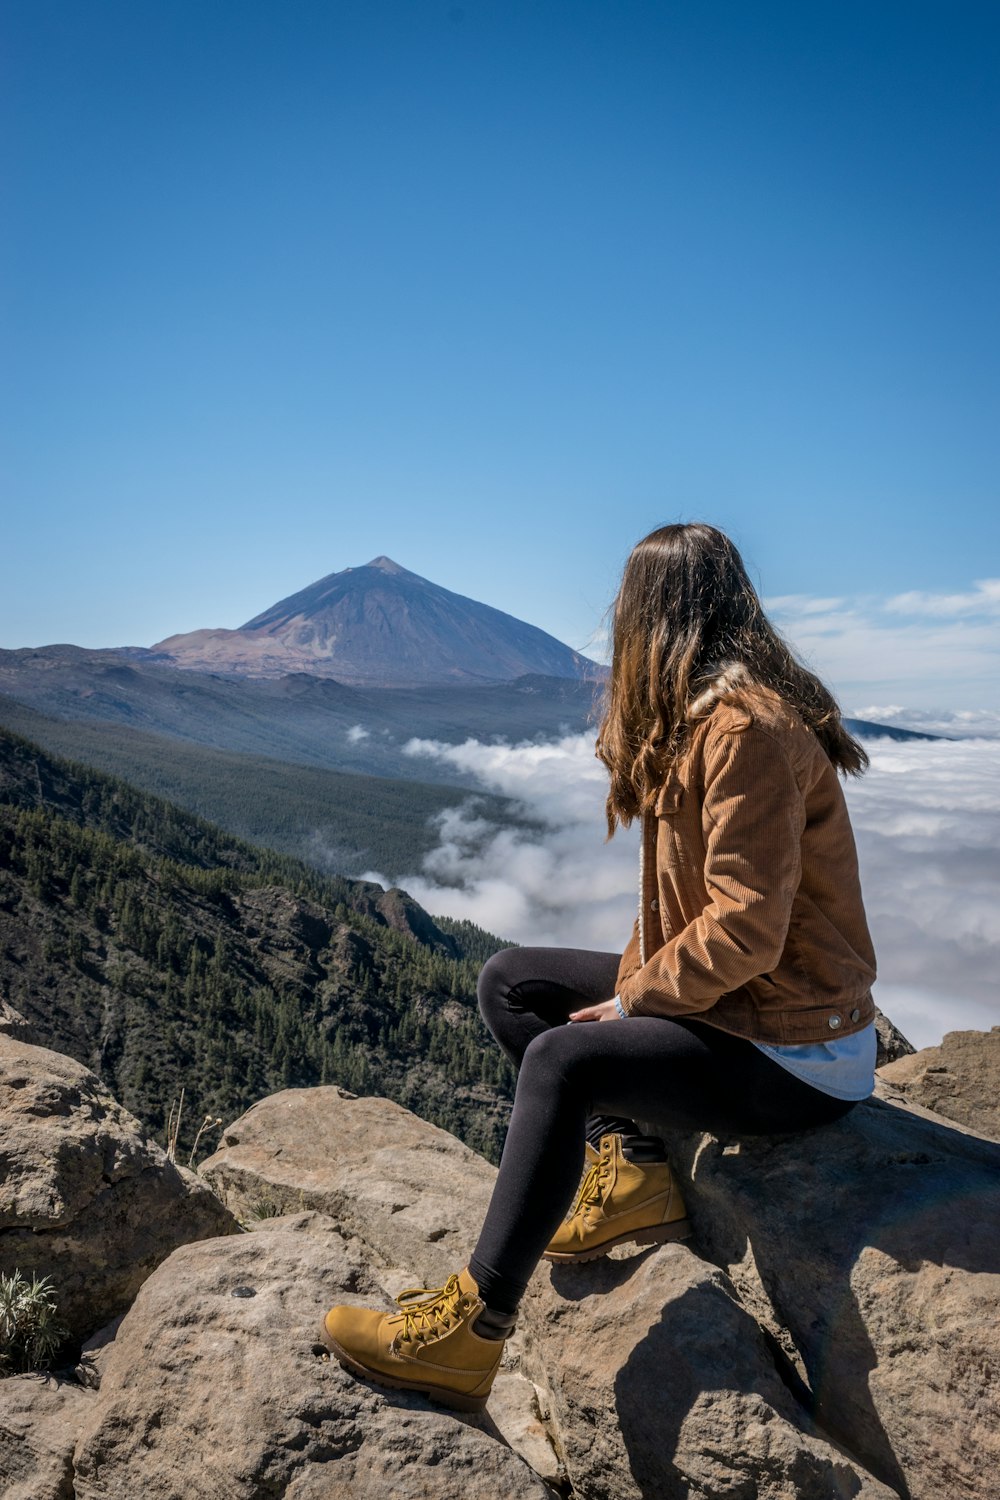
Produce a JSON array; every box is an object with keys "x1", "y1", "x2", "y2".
[
  {"x1": 0, "y1": 998, "x2": 38, "y2": 1043},
  {"x1": 521, "y1": 1246, "x2": 897, "y2": 1500},
  {"x1": 200, "y1": 1090, "x2": 564, "y2": 1480},
  {"x1": 205, "y1": 1085, "x2": 897, "y2": 1497},
  {"x1": 645, "y1": 1096, "x2": 1000, "y2": 1500},
  {"x1": 0, "y1": 1036, "x2": 238, "y2": 1343},
  {"x1": 0, "y1": 1373, "x2": 93, "y2": 1500},
  {"x1": 71, "y1": 1214, "x2": 557, "y2": 1500},
  {"x1": 486, "y1": 1371, "x2": 567, "y2": 1489},
  {"x1": 201, "y1": 1084, "x2": 498, "y2": 1287},
  {"x1": 878, "y1": 1025, "x2": 1000, "y2": 1141},
  {"x1": 873, "y1": 1006, "x2": 915, "y2": 1067}
]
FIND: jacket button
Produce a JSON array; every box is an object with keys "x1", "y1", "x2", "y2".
[
  {"x1": 828, "y1": 1015, "x2": 842, "y2": 1029},
  {"x1": 650, "y1": 898, "x2": 659, "y2": 912},
  {"x1": 850, "y1": 1008, "x2": 861, "y2": 1022}
]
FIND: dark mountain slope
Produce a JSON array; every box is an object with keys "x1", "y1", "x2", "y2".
[
  {"x1": 0, "y1": 694, "x2": 524, "y2": 879},
  {"x1": 151, "y1": 555, "x2": 603, "y2": 686},
  {"x1": 0, "y1": 727, "x2": 515, "y2": 1161},
  {"x1": 0, "y1": 655, "x2": 602, "y2": 779}
]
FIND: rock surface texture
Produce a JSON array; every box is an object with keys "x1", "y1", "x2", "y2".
[
  {"x1": 6, "y1": 1032, "x2": 1000, "y2": 1499},
  {"x1": 200, "y1": 1084, "x2": 498, "y2": 1287},
  {"x1": 0, "y1": 1373, "x2": 93, "y2": 1500},
  {"x1": 71, "y1": 1214, "x2": 556, "y2": 1500},
  {"x1": 645, "y1": 1094, "x2": 1000, "y2": 1500},
  {"x1": 878, "y1": 1025, "x2": 1000, "y2": 1141},
  {"x1": 0, "y1": 1036, "x2": 237, "y2": 1343},
  {"x1": 873, "y1": 1006, "x2": 916, "y2": 1067},
  {"x1": 0, "y1": 997, "x2": 38, "y2": 1043},
  {"x1": 200, "y1": 1086, "x2": 892, "y2": 1499},
  {"x1": 521, "y1": 1246, "x2": 896, "y2": 1500}
]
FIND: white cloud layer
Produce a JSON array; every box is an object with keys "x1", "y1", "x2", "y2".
[
  {"x1": 390, "y1": 734, "x2": 640, "y2": 951},
  {"x1": 367, "y1": 733, "x2": 1000, "y2": 1052}
]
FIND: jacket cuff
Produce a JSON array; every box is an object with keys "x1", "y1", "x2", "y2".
[{"x1": 616, "y1": 983, "x2": 644, "y2": 1016}]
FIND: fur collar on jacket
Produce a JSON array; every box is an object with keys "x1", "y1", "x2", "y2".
[{"x1": 687, "y1": 661, "x2": 754, "y2": 721}]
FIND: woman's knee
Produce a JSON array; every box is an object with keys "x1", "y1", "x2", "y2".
[
  {"x1": 476, "y1": 947, "x2": 521, "y2": 1027},
  {"x1": 520, "y1": 1024, "x2": 594, "y2": 1092}
]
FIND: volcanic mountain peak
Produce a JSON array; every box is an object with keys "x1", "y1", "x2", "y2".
[{"x1": 152, "y1": 558, "x2": 603, "y2": 689}]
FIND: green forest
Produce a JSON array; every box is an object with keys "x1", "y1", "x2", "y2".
[
  {"x1": 0, "y1": 693, "x2": 522, "y2": 880},
  {"x1": 0, "y1": 726, "x2": 517, "y2": 1163}
]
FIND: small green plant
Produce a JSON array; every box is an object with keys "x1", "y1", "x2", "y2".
[
  {"x1": 0, "y1": 1271, "x2": 68, "y2": 1376},
  {"x1": 242, "y1": 1193, "x2": 284, "y2": 1223}
]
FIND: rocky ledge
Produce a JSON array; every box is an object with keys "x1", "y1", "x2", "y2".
[{"x1": 1, "y1": 1017, "x2": 998, "y2": 1499}]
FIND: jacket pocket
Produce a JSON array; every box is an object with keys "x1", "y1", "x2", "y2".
[{"x1": 654, "y1": 779, "x2": 684, "y2": 817}]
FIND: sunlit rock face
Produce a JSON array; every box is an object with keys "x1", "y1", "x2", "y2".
[
  {"x1": 0, "y1": 1036, "x2": 238, "y2": 1343},
  {"x1": 8, "y1": 1030, "x2": 1000, "y2": 1499}
]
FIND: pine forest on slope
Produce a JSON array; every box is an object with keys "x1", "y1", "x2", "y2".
[
  {"x1": 0, "y1": 693, "x2": 532, "y2": 880},
  {"x1": 0, "y1": 727, "x2": 515, "y2": 1163}
]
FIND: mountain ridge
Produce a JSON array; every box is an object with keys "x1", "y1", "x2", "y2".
[{"x1": 150, "y1": 556, "x2": 603, "y2": 687}]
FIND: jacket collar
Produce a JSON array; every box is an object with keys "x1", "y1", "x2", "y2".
[{"x1": 687, "y1": 660, "x2": 752, "y2": 720}]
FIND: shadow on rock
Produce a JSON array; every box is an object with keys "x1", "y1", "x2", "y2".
[
  {"x1": 524, "y1": 1239, "x2": 897, "y2": 1500},
  {"x1": 643, "y1": 1097, "x2": 1000, "y2": 1500},
  {"x1": 616, "y1": 1283, "x2": 886, "y2": 1500}
]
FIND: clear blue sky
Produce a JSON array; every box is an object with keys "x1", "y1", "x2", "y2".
[{"x1": 2, "y1": 1, "x2": 998, "y2": 701}]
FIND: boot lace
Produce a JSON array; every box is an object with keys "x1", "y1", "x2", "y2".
[
  {"x1": 571, "y1": 1154, "x2": 613, "y2": 1217},
  {"x1": 390, "y1": 1273, "x2": 469, "y2": 1348}
]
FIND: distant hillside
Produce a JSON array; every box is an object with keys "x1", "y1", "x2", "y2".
[
  {"x1": 0, "y1": 672, "x2": 938, "y2": 893},
  {"x1": 0, "y1": 657, "x2": 602, "y2": 781},
  {"x1": 0, "y1": 727, "x2": 515, "y2": 1161},
  {"x1": 846, "y1": 717, "x2": 944, "y2": 743},
  {"x1": 149, "y1": 555, "x2": 603, "y2": 686},
  {"x1": 0, "y1": 694, "x2": 529, "y2": 879}
]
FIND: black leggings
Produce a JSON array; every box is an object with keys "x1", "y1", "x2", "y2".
[{"x1": 467, "y1": 946, "x2": 855, "y2": 1316}]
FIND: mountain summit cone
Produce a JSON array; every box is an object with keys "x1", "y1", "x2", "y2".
[{"x1": 151, "y1": 559, "x2": 602, "y2": 688}]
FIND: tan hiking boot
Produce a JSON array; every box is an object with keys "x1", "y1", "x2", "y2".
[
  {"x1": 319, "y1": 1266, "x2": 508, "y2": 1412},
  {"x1": 543, "y1": 1132, "x2": 692, "y2": 1263}
]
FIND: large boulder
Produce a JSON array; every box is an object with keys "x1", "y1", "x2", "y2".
[
  {"x1": 12, "y1": 1060, "x2": 993, "y2": 1500},
  {"x1": 878, "y1": 1025, "x2": 1000, "y2": 1141},
  {"x1": 200, "y1": 1084, "x2": 498, "y2": 1287},
  {"x1": 203, "y1": 1087, "x2": 893, "y2": 1498},
  {"x1": 71, "y1": 1213, "x2": 557, "y2": 1500},
  {"x1": 0, "y1": 1036, "x2": 237, "y2": 1345},
  {"x1": 521, "y1": 1246, "x2": 896, "y2": 1500},
  {"x1": 646, "y1": 1095, "x2": 1000, "y2": 1500},
  {"x1": 200, "y1": 1086, "x2": 565, "y2": 1484}
]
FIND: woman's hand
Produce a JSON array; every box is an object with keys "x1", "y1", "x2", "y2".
[{"x1": 569, "y1": 998, "x2": 622, "y2": 1022}]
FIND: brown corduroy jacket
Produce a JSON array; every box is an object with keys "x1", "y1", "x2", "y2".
[{"x1": 615, "y1": 685, "x2": 877, "y2": 1044}]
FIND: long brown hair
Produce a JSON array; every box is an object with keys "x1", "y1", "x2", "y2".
[{"x1": 597, "y1": 523, "x2": 867, "y2": 833}]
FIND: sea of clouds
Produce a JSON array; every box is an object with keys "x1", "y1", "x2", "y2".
[{"x1": 363, "y1": 731, "x2": 1000, "y2": 1051}]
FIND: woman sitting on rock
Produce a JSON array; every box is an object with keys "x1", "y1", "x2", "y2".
[{"x1": 321, "y1": 521, "x2": 878, "y2": 1411}]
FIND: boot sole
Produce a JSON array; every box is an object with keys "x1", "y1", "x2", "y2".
[
  {"x1": 542, "y1": 1216, "x2": 693, "y2": 1264},
  {"x1": 318, "y1": 1321, "x2": 492, "y2": 1413}
]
